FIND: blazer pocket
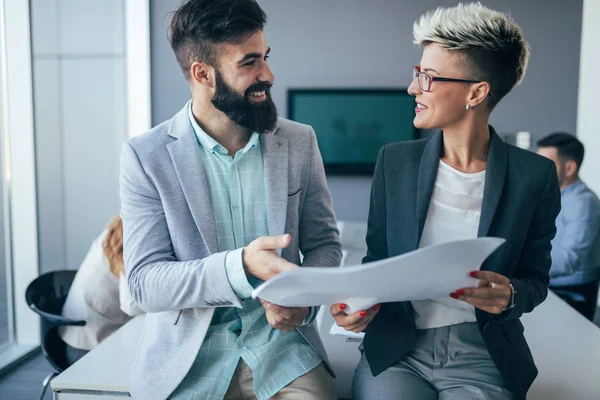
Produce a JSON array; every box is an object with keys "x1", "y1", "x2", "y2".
[
  {"x1": 286, "y1": 190, "x2": 302, "y2": 221},
  {"x1": 283, "y1": 191, "x2": 302, "y2": 264},
  {"x1": 287, "y1": 190, "x2": 302, "y2": 215},
  {"x1": 288, "y1": 189, "x2": 302, "y2": 202},
  {"x1": 502, "y1": 319, "x2": 525, "y2": 344}
]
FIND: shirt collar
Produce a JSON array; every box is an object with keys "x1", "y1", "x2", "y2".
[
  {"x1": 187, "y1": 100, "x2": 259, "y2": 154},
  {"x1": 561, "y1": 179, "x2": 583, "y2": 195}
]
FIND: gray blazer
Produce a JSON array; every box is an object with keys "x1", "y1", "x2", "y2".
[
  {"x1": 120, "y1": 104, "x2": 342, "y2": 400},
  {"x1": 361, "y1": 127, "x2": 561, "y2": 400}
]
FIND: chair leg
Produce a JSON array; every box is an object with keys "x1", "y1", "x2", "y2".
[{"x1": 39, "y1": 372, "x2": 59, "y2": 400}]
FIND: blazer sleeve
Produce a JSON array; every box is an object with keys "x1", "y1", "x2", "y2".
[
  {"x1": 118, "y1": 272, "x2": 144, "y2": 317},
  {"x1": 120, "y1": 142, "x2": 246, "y2": 313},
  {"x1": 297, "y1": 127, "x2": 342, "y2": 269},
  {"x1": 498, "y1": 163, "x2": 561, "y2": 321},
  {"x1": 363, "y1": 145, "x2": 389, "y2": 264}
]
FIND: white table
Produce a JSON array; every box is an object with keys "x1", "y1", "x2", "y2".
[
  {"x1": 522, "y1": 292, "x2": 600, "y2": 399},
  {"x1": 52, "y1": 292, "x2": 600, "y2": 399},
  {"x1": 51, "y1": 316, "x2": 143, "y2": 399}
]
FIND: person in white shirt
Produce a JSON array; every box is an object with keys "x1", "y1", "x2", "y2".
[
  {"x1": 332, "y1": 3, "x2": 560, "y2": 400},
  {"x1": 59, "y1": 215, "x2": 143, "y2": 364}
]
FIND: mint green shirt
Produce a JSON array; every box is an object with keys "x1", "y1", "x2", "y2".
[{"x1": 170, "y1": 102, "x2": 321, "y2": 400}]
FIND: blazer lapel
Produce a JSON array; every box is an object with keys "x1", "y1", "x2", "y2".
[
  {"x1": 166, "y1": 104, "x2": 218, "y2": 254},
  {"x1": 261, "y1": 124, "x2": 287, "y2": 237},
  {"x1": 477, "y1": 127, "x2": 508, "y2": 238},
  {"x1": 415, "y1": 132, "x2": 443, "y2": 249}
]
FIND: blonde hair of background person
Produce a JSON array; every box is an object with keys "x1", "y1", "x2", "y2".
[
  {"x1": 333, "y1": 3, "x2": 560, "y2": 400},
  {"x1": 59, "y1": 214, "x2": 143, "y2": 360},
  {"x1": 104, "y1": 214, "x2": 125, "y2": 278}
]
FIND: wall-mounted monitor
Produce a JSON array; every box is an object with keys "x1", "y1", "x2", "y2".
[{"x1": 288, "y1": 88, "x2": 417, "y2": 174}]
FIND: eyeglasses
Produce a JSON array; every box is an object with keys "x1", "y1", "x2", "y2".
[{"x1": 412, "y1": 66, "x2": 492, "y2": 96}]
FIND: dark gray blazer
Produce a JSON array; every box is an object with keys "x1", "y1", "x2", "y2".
[{"x1": 362, "y1": 127, "x2": 561, "y2": 399}]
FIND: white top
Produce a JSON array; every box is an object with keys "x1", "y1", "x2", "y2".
[
  {"x1": 59, "y1": 230, "x2": 143, "y2": 350},
  {"x1": 412, "y1": 160, "x2": 486, "y2": 329}
]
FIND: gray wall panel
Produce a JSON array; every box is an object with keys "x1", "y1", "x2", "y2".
[
  {"x1": 58, "y1": 0, "x2": 125, "y2": 55},
  {"x1": 150, "y1": 0, "x2": 582, "y2": 222},
  {"x1": 33, "y1": 58, "x2": 66, "y2": 272},
  {"x1": 61, "y1": 58, "x2": 125, "y2": 268}
]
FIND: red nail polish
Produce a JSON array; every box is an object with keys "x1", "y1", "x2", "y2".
[
  {"x1": 469, "y1": 271, "x2": 478, "y2": 278},
  {"x1": 340, "y1": 304, "x2": 347, "y2": 310},
  {"x1": 456, "y1": 289, "x2": 465, "y2": 296},
  {"x1": 449, "y1": 293, "x2": 459, "y2": 299},
  {"x1": 360, "y1": 310, "x2": 368, "y2": 317},
  {"x1": 372, "y1": 304, "x2": 381, "y2": 311}
]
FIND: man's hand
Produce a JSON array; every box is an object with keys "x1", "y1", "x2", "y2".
[
  {"x1": 242, "y1": 234, "x2": 297, "y2": 281},
  {"x1": 260, "y1": 299, "x2": 309, "y2": 332},
  {"x1": 331, "y1": 303, "x2": 380, "y2": 333}
]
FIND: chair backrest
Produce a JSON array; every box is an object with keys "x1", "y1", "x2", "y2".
[
  {"x1": 25, "y1": 270, "x2": 86, "y2": 329},
  {"x1": 41, "y1": 326, "x2": 70, "y2": 372}
]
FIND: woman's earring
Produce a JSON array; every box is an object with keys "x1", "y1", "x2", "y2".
[{"x1": 465, "y1": 104, "x2": 470, "y2": 110}]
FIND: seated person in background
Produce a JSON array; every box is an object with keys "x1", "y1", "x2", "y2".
[
  {"x1": 537, "y1": 133, "x2": 600, "y2": 317},
  {"x1": 59, "y1": 214, "x2": 143, "y2": 364}
]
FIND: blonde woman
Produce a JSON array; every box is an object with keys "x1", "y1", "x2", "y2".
[
  {"x1": 59, "y1": 215, "x2": 143, "y2": 363},
  {"x1": 332, "y1": 3, "x2": 560, "y2": 399}
]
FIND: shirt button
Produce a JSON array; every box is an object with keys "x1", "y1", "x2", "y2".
[
  {"x1": 236, "y1": 342, "x2": 243, "y2": 348},
  {"x1": 232, "y1": 205, "x2": 239, "y2": 210}
]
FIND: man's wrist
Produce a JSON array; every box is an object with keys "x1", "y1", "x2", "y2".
[{"x1": 225, "y1": 248, "x2": 253, "y2": 299}]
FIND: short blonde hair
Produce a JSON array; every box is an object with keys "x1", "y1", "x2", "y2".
[{"x1": 413, "y1": 2, "x2": 530, "y2": 109}]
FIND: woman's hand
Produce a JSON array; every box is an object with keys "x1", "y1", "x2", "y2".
[
  {"x1": 451, "y1": 271, "x2": 512, "y2": 314},
  {"x1": 330, "y1": 303, "x2": 380, "y2": 333}
]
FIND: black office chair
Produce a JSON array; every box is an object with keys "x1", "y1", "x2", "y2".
[
  {"x1": 551, "y1": 280, "x2": 600, "y2": 321},
  {"x1": 25, "y1": 270, "x2": 86, "y2": 400}
]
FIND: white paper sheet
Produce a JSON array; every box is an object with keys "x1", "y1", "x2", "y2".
[
  {"x1": 251, "y1": 237, "x2": 505, "y2": 314},
  {"x1": 329, "y1": 322, "x2": 365, "y2": 340}
]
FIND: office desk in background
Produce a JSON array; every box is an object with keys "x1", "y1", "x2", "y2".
[{"x1": 51, "y1": 292, "x2": 600, "y2": 399}]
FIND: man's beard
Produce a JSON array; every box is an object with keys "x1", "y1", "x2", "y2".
[{"x1": 211, "y1": 69, "x2": 278, "y2": 133}]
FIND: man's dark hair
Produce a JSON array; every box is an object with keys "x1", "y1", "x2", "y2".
[
  {"x1": 168, "y1": 0, "x2": 267, "y2": 80},
  {"x1": 537, "y1": 132, "x2": 585, "y2": 170}
]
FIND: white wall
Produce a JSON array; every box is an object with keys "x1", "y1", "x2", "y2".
[
  {"x1": 578, "y1": 0, "x2": 600, "y2": 194},
  {"x1": 1, "y1": 0, "x2": 41, "y2": 346},
  {"x1": 31, "y1": 0, "x2": 127, "y2": 272},
  {"x1": 577, "y1": 0, "x2": 600, "y2": 306}
]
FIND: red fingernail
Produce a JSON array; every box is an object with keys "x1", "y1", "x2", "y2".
[
  {"x1": 456, "y1": 289, "x2": 465, "y2": 296},
  {"x1": 469, "y1": 271, "x2": 478, "y2": 278},
  {"x1": 449, "y1": 293, "x2": 459, "y2": 299},
  {"x1": 340, "y1": 304, "x2": 347, "y2": 310},
  {"x1": 372, "y1": 304, "x2": 381, "y2": 311},
  {"x1": 360, "y1": 310, "x2": 368, "y2": 317}
]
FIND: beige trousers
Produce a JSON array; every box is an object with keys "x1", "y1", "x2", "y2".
[{"x1": 224, "y1": 359, "x2": 337, "y2": 400}]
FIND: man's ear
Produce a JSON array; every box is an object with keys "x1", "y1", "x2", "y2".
[
  {"x1": 190, "y1": 61, "x2": 215, "y2": 89},
  {"x1": 564, "y1": 159, "x2": 578, "y2": 178}
]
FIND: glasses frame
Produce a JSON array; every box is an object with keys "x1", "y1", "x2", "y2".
[{"x1": 412, "y1": 66, "x2": 492, "y2": 97}]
